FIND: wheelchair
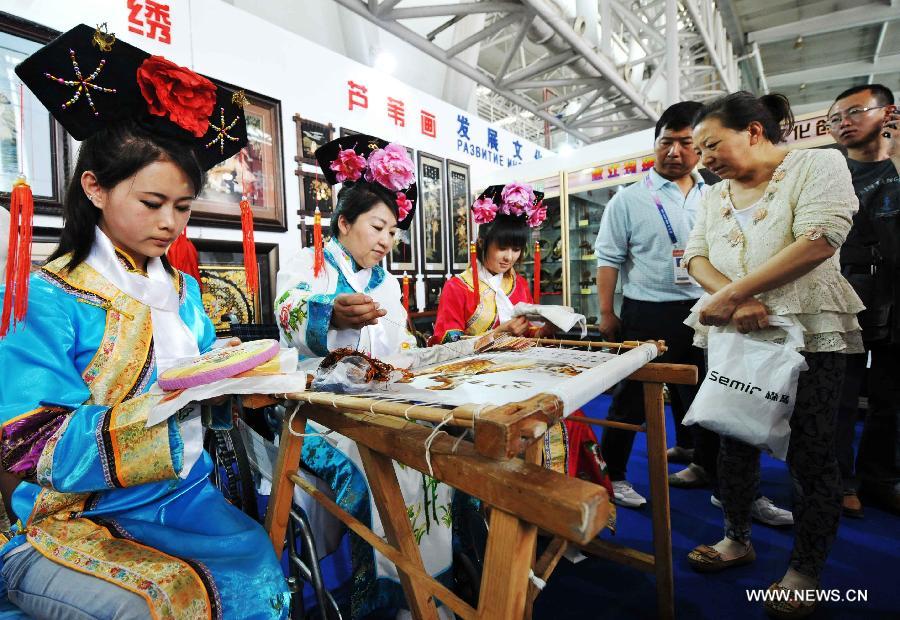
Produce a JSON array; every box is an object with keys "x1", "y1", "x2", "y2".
[
  {"x1": 205, "y1": 323, "x2": 487, "y2": 618},
  {"x1": 204, "y1": 322, "x2": 343, "y2": 619}
]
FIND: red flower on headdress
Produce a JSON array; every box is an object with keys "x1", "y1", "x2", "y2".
[
  {"x1": 136, "y1": 56, "x2": 217, "y2": 138},
  {"x1": 331, "y1": 148, "x2": 367, "y2": 183},
  {"x1": 396, "y1": 192, "x2": 412, "y2": 222}
]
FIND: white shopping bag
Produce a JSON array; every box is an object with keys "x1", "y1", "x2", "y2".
[{"x1": 683, "y1": 317, "x2": 808, "y2": 460}]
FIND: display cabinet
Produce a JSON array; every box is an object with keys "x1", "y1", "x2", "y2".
[
  {"x1": 521, "y1": 172, "x2": 565, "y2": 305},
  {"x1": 562, "y1": 151, "x2": 656, "y2": 326}
]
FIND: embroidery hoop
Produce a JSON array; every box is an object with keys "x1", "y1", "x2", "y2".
[{"x1": 158, "y1": 339, "x2": 280, "y2": 390}]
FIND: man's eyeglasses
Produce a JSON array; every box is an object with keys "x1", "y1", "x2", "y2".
[{"x1": 827, "y1": 106, "x2": 886, "y2": 128}]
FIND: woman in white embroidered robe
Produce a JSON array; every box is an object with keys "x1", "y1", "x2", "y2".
[{"x1": 276, "y1": 135, "x2": 452, "y2": 619}]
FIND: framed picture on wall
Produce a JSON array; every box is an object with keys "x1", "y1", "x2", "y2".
[
  {"x1": 199, "y1": 265, "x2": 262, "y2": 333},
  {"x1": 294, "y1": 115, "x2": 333, "y2": 165},
  {"x1": 297, "y1": 171, "x2": 335, "y2": 216},
  {"x1": 190, "y1": 85, "x2": 287, "y2": 232},
  {"x1": 418, "y1": 151, "x2": 446, "y2": 273},
  {"x1": 389, "y1": 215, "x2": 417, "y2": 272},
  {"x1": 29, "y1": 226, "x2": 60, "y2": 269},
  {"x1": 0, "y1": 15, "x2": 67, "y2": 216},
  {"x1": 446, "y1": 160, "x2": 471, "y2": 272},
  {"x1": 195, "y1": 239, "x2": 279, "y2": 334}
]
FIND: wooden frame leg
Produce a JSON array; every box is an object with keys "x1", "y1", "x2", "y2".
[
  {"x1": 265, "y1": 408, "x2": 307, "y2": 554},
  {"x1": 357, "y1": 445, "x2": 440, "y2": 620},
  {"x1": 522, "y1": 432, "x2": 545, "y2": 620},
  {"x1": 477, "y1": 508, "x2": 538, "y2": 620},
  {"x1": 644, "y1": 382, "x2": 674, "y2": 620}
]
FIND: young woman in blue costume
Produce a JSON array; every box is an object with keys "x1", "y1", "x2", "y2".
[
  {"x1": 276, "y1": 135, "x2": 454, "y2": 619},
  {"x1": 0, "y1": 25, "x2": 289, "y2": 619}
]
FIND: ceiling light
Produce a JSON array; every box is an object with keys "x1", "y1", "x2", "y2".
[
  {"x1": 374, "y1": 50, "x2": 396, "y2": 74},
  {"x1": 793, "y1": 36, "x2": 804, "y2": 50}
]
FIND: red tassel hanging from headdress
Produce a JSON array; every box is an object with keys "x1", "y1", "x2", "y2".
[
  {"x1": 312, "y1": 207, "x2": 324, "y2": 278},
  {"x1": 167, "y1": 227, "x2": 202, "y2": 289},
  {"x1": 469, "y1": 241, "x2": 479, "y2": 308},
  {"x1": 239, "y1": 198, "x2": 258, "y2": 295},
  {"x1": 402, "y1": 272, "x2": 410, "y2": 312},
  {"x1": 533, "y1": 240, "x2": 541, "y2": 304},
  {"x1": 1, "y1": 177, "x2": 34, "y2": 337}
]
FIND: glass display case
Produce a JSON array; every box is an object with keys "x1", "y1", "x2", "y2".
[
  {"x1": 563, "y1": 152, "x2": 656, "y2": 328},
  {"x1": 521, "y1": 172, "x2": 564, "y2": 305},
  {"x1": 565, "y1": 183, "x2": 616, "y2": 326}
]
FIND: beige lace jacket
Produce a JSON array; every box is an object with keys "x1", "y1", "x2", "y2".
[{"x1": 683, "y1": 148, "x2": 864, "y2": 353}]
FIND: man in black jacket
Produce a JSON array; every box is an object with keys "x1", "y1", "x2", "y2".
[{"x1": 829, "y1": 84, "x2": 900, "y2": 516}]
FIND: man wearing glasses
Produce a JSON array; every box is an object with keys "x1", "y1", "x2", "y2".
[{"x1": 828, "y1": 84, "x2": 900, "y2": 517}]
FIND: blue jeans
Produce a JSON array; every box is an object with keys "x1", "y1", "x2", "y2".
[{"x1": 2, "y1": 545, "x2": 149, "y2": 619}]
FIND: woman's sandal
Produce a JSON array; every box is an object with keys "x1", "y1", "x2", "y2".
[
  {"x1": 687, "y1": 543, "x2": 756, "y2": 573},
  {"x1": 763, "y1": 582, "x2": 817, "y2": 618}
]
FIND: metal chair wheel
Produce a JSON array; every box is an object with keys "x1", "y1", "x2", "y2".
[{"x1": 204, "y1": 425, "x2": 259, "y2": 522}]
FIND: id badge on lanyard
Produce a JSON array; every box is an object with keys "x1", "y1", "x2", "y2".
[{"x1": 644, "y1": 176, "x2": 692, "y2": 285}]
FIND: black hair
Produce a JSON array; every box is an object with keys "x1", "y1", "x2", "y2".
[
  {"x1": 50, "y1": 119, "x2": 204, "y2": 271},
  {"x1": 834, "y1": 83, "x2": 894, "y2": 107},
  {"x1": 694, "y1": 91, "x2": 794, "y2": 144},
  {"x1": 331, "y1": 181, "x2": 399, "y2": 237},
  {"x1": 476, "y1": 213, "x2": 529, "y2": 264},
  {"x1": 655, "y1": 101, "x2": 704, "y2": 138}
]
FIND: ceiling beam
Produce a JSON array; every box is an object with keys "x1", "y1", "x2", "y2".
[
  {"x1": 767, "y1": 52, "x2": 900, "y2": 88},
  {"x1": 748, "y1": 3, "x2": 900, "y2": 46},
  {"x1": 498, "y1": 49, "x2": 578, "y2": 86},
  {"x1": 332, "y1": 0, "x2": 594, "y2": 142},
  {"x1": 374, "y1": 0, "x2": 402, "y2": 17},
  {"x1": 507, "y1": 77, "x2": 604, "y2": 89},
  {"x1": 571, "y1": 104, "x2": 634, "y2": 127},
  {"x1": 682, "y1": 0, "x2": 738, "y2": 92},
  {"x1": 446, "y1": 13, "x2": 520, "y2": 57},
  {"x1": 535, "y1": 85, "x2": 599, "y2": 110},
  {"x1": 520, "y1": 0, "x2": 658, "y2": 121},
  {"x1": 869, "y1": 22, "x2": 889, "y2": 83},
  {"x1": 386, "y1": 2, "x2": 525, "y2": 20},
  {"x1": 493, "y1": 16, "x2": 533, "y2": 84}
]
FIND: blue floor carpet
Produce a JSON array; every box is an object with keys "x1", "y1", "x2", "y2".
[{"x1": 298, "y1": 394, "x2": 900, "y2": 619}]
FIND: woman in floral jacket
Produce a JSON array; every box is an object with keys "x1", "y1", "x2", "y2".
[{"x1": 684, "y1": 92, "x2": 863, "y2": 618}]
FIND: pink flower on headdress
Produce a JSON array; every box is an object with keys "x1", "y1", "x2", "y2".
[
  {"x1": 526, "y1": 200, "x2": 547, "y2": 228},
  {"x1": 396, "y1": 192, "x2": 412, "y2": 222},
  {"x1": 500, "y1": 182, "x2": 535, "y2": 216},
  {"x1": 365, "y1": 143, "x2": 415, "y2": 191},
  {"x1": 330, "y1": 148, "x2": 367, "y2": 183},
  {"x1": 472, "y1": 197, "x2": 497, "y2": 224}
]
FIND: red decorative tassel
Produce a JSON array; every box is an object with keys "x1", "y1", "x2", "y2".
[
  {"x1": 239, "y1": 199, "x2": 258, "y2": 294},
  {"x1": 533, "y1": 240, "x2": 541, "y2": 304},
  {"x1": 167, "y1": 227, "x2": 202, "y2": 290},
  {"x1": 312, "y1": 207, "x2": 324, "y2": 278},
  {"x1": 402, "y1": 272, "x2": 410, "y2": 312},
  {"x1": 1, "y1": 178, "x2": 34, "y2": 337},
  {"x1": 469, "y1": 241, "x2": 479, "y2": 307}
]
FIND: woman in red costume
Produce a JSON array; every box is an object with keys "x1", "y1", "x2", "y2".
[
  {"x1": 430, "y1": 182, "x2": 546, "y2": 345},
  {"x1": 429, "y1": 184, "x2": 615, "y2": 520}
]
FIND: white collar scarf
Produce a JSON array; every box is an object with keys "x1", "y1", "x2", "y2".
[
  {"x1": 477, "y1": 262, "x2": 515, "y2": 324},
  {"x1": 326, "y1": 238, "x2": 375, "y2": 293},
  {"x1": 86, "y1": 227, "x2": 200, "y2": 374}
]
